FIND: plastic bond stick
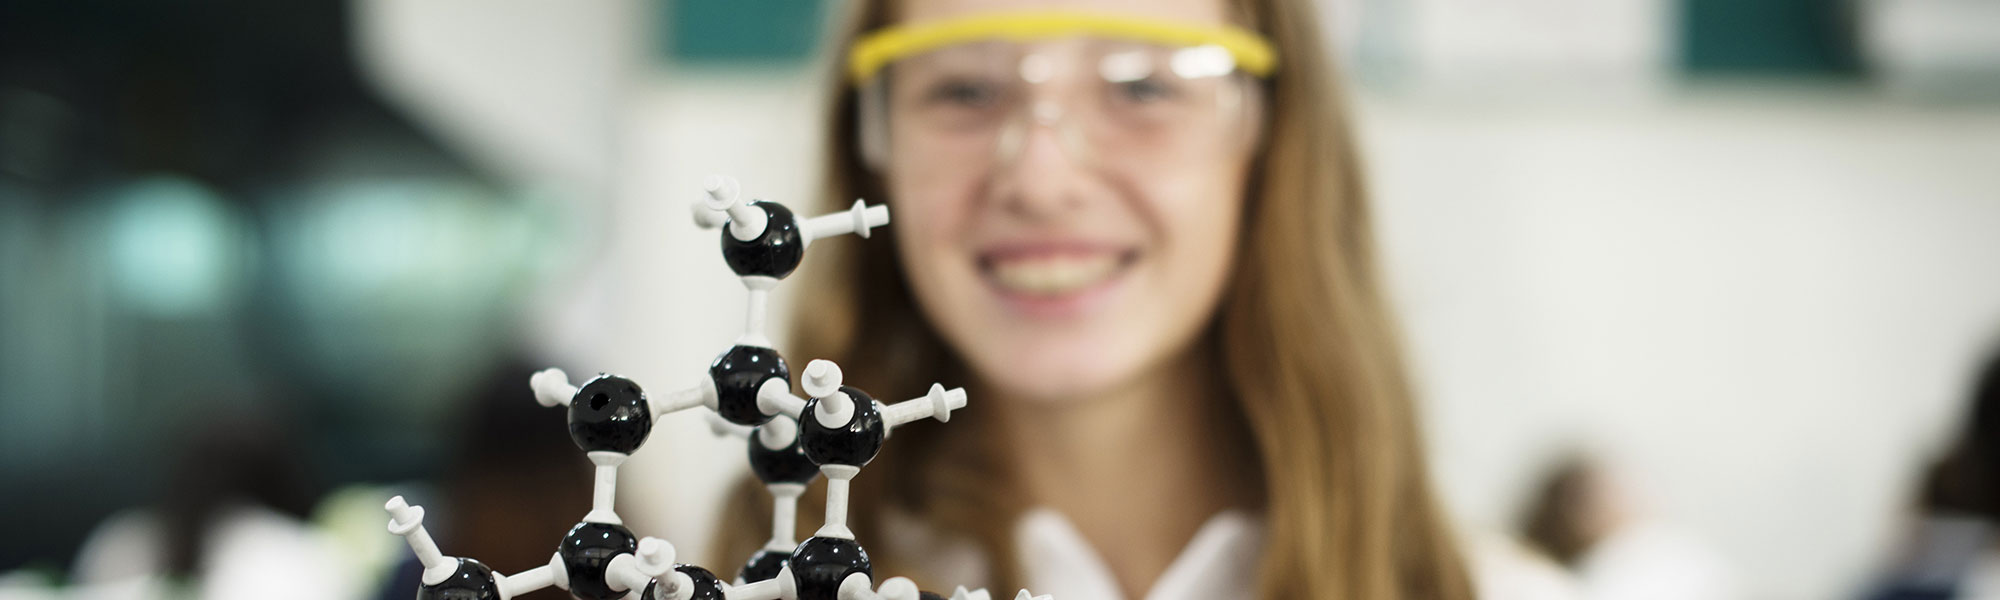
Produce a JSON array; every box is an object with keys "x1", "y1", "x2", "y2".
[
  {"x1": 585, "y1": 452, "x2": 624, "y2": 525},
  {"x1": 802, "y1": 200, "x2": 891, "y2": 244},
  {"x1": 768, "y1": 483, "x2": 805, "y2": 551}
]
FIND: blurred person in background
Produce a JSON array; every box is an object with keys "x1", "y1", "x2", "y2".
[
  {"x1": 710, "y1": 0, "x2": 1572, "y2": 598},
  {"x1": 68, "y1": 412, "x2": 350, "y2": 599},
  {"x1": 1518, "y1": 451, "x2": 1734, "y2": 600},
  {"x1": 374, "y1": 359, "x2": 591, "y2": 600},
  {"x1": 1864, "y1": 348, "x2": 2000, "y2": 600}
]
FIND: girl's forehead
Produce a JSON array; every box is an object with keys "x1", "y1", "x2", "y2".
[{"x1": 896, "y1": 0, "x2": 1234, "y2": 27}]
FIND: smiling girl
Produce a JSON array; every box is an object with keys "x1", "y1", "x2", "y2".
[{"x1": 716, "y1": 0, "x2": 1486, "y2": 598}]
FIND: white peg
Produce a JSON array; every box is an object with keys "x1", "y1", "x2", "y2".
[
  {"x1": 875, "y1": 577, "x2": 921, "y2": 600},
  {"x1": 692, "y1": 174, "x2": 739, "y2": 229},
  {"x1": 801, "y1": 199, "x2": 891, "y2": 245},
  {"x1": 802, "y1": 360, "x2": 844, "y2": 398},
  {"x1": 384, "y1": 496, "x2": 424, "y2": 536},
  {"x1": 951, "y1": 587, "x2": 993, "y2": 600},
  {"x1": 654, "y1": 571, "x2": 700, "y2": 600},
  {"x1": 929, "y1": 384, "x2": 966, "y2": 422},
  {"x1": 702, "y1": 174, "x2": 741, "y2": 211},
  {"x1": 882, "y1": 384, "x2": 968, "y2": 429},
  {"x1": 701, "y1": 174, "x2": 767, "y2": 241},
  {"x1": 804, "y1": 361, "x2": 856, "y2": 429},
  {"x1": 384, "y1": 496, "x2": 457, "y2": 585},
  {"x1": 837, "y1": 572, "x2": 877, "y2": 600},
  {"x1": 850, "y1": 201, "x2": 889, "y2": 238},
  {"x1": 530, "y1": 368, "x2": 577, "y2": 408},
  {"x1": 635, "y1": 537, "x2": 675, "y2": 576}
]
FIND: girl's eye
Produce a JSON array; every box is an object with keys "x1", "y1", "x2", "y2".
[
  {"x1": 926, "y1": 79, "x2": 1001, "y2": 108},
  {"x1": 1116, "y1": 77, "x2": 1179, "y2": 103}
]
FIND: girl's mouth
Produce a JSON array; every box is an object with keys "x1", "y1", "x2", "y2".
[{"x1": 977, "y1": 247, "x2": 1139, "y2": 298}]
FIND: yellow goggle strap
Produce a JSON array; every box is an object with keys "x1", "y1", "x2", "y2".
[{"x1": 848, "y1": 11, "x2": 1278, "y2": 83}]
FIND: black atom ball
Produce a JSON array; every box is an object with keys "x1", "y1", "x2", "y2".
[
  {"x1": 789, "y1": 536, "x2": 871, "y2": 600},
  {"x1": 737, "y1": 548, "x2": 791, "y2": 584},
  {"x1": 644, "y1": 564, "x2": 725, "y2": 600},
  {"x1": 720, "y1": 203, "x2": 805, "y2": 279},
  {"x1": 748, "y1": 421, "x2": 819, "y2": 485},
  {"x1": 568, "y1": 375, "x2": 653, "y2": 454},
  {"x1": 558, "y1": 521, "x2": 638, "y2": 600},
  {"x1": 799, "y1": 386, "x2": 885, "y2": 468},
  {"x1": 416, "y1": 557, "x2": 502, "y2": 600},
  {"x1": 709, "y1": 345, "x2": 788, "y2": 427}
]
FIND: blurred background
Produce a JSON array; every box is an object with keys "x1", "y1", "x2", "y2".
[{"x1": 1, "y1": 0, "x2": 1997, "y2": 598}]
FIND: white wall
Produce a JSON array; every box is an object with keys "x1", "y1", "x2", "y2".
[{"x1": 1363, "y1": 91, "x2": 2000, "y2": 598}]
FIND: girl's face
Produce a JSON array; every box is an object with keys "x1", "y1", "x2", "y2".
[{"x1": 883, "y1": 0, "x2": 1259, "y2": 403}]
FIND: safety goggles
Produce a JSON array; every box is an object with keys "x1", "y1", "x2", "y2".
[{"x1": 850, "y1": 11, "x2": 1277, "y2": 173}]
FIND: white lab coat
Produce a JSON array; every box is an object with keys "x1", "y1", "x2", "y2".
[{"x1": 882, "y1": 507, "x2": 1582, "y2": 600}]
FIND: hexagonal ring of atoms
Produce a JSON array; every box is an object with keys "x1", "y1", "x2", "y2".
[{"x1": 383, "y1": 176, "x2": 1051, "y2": 600}]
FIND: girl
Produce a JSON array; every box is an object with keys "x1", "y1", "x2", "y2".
[{"x1": 718, "y1": 0, "x2": 1494, "y2": 598}]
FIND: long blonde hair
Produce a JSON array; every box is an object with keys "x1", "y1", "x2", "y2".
[{"x1": 715, "y1": 0, "x2": 1473, "y2": 597}]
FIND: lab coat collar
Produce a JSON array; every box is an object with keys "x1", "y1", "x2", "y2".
[{"x1": 1014, "y1": 507, "x2": 1265, "y2": 600}]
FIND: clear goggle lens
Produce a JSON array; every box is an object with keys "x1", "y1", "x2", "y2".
[{"x1": 860, "y1": 38, "x2": 1264, "y2": 172}]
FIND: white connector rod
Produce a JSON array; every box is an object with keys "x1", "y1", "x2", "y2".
[
  {"x1": 882, "y1": 383, "x2": 968, "y2": 429},
  {"x1": 766, "y1": 483, "x2": 805, "y2": 551},
  {"x1": 744, "y1": 286, "x2": 770, "y2": 343},
  {"x1": 814, "y1": 391, "x2": 856, "y2": 430},
  {"x1": 756, "y1": 378, "x2": 807, "y2": 420},
  {"x1": 499, "y1": 565, "x2": 556, "y2": 597},
  {"x1": 818, "y1": 466, "x2": 858, "y2": 539},
  {"x1": 584, "y1": 452, "x2": 625, "y2": 525},
  {"x1": 603, "y1": 556, "x2": 653, "y2": 594},
  {"x1": 730, "y1": 577, "x2": 783, "y2": 600},
  {"x1": 656, "y1": 379, "x2": 718, "y2": 419},
  {"x1": 756, "y1": 415, "x2": 797, "y2": 450},
  {"x1": 708, "y1": 412, "x2": 754, "y2": 438},
  {"x1": 801, "y1": 200, "x2": 890, "y2": 245}
]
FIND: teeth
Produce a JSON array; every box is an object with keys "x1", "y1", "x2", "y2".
[{"x1": 989, "y1": 254, "x2": 1121, "y2": 296}]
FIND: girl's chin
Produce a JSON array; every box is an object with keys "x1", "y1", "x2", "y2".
[{"x1": 975, "y1": 356, "x2": 1140, "y2": 405}]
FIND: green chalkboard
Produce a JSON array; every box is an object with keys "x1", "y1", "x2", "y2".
[
  {"x1": 1679, "y1": 0, "x2": 1861, "y2": 75},
  {"x1": 663, "y1": 0, "x2": 829, "y2": 64}
]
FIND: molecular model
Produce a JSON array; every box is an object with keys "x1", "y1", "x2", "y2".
[{"x1": 384, "y1": 176, "x2": 1051, "y2": 600}]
